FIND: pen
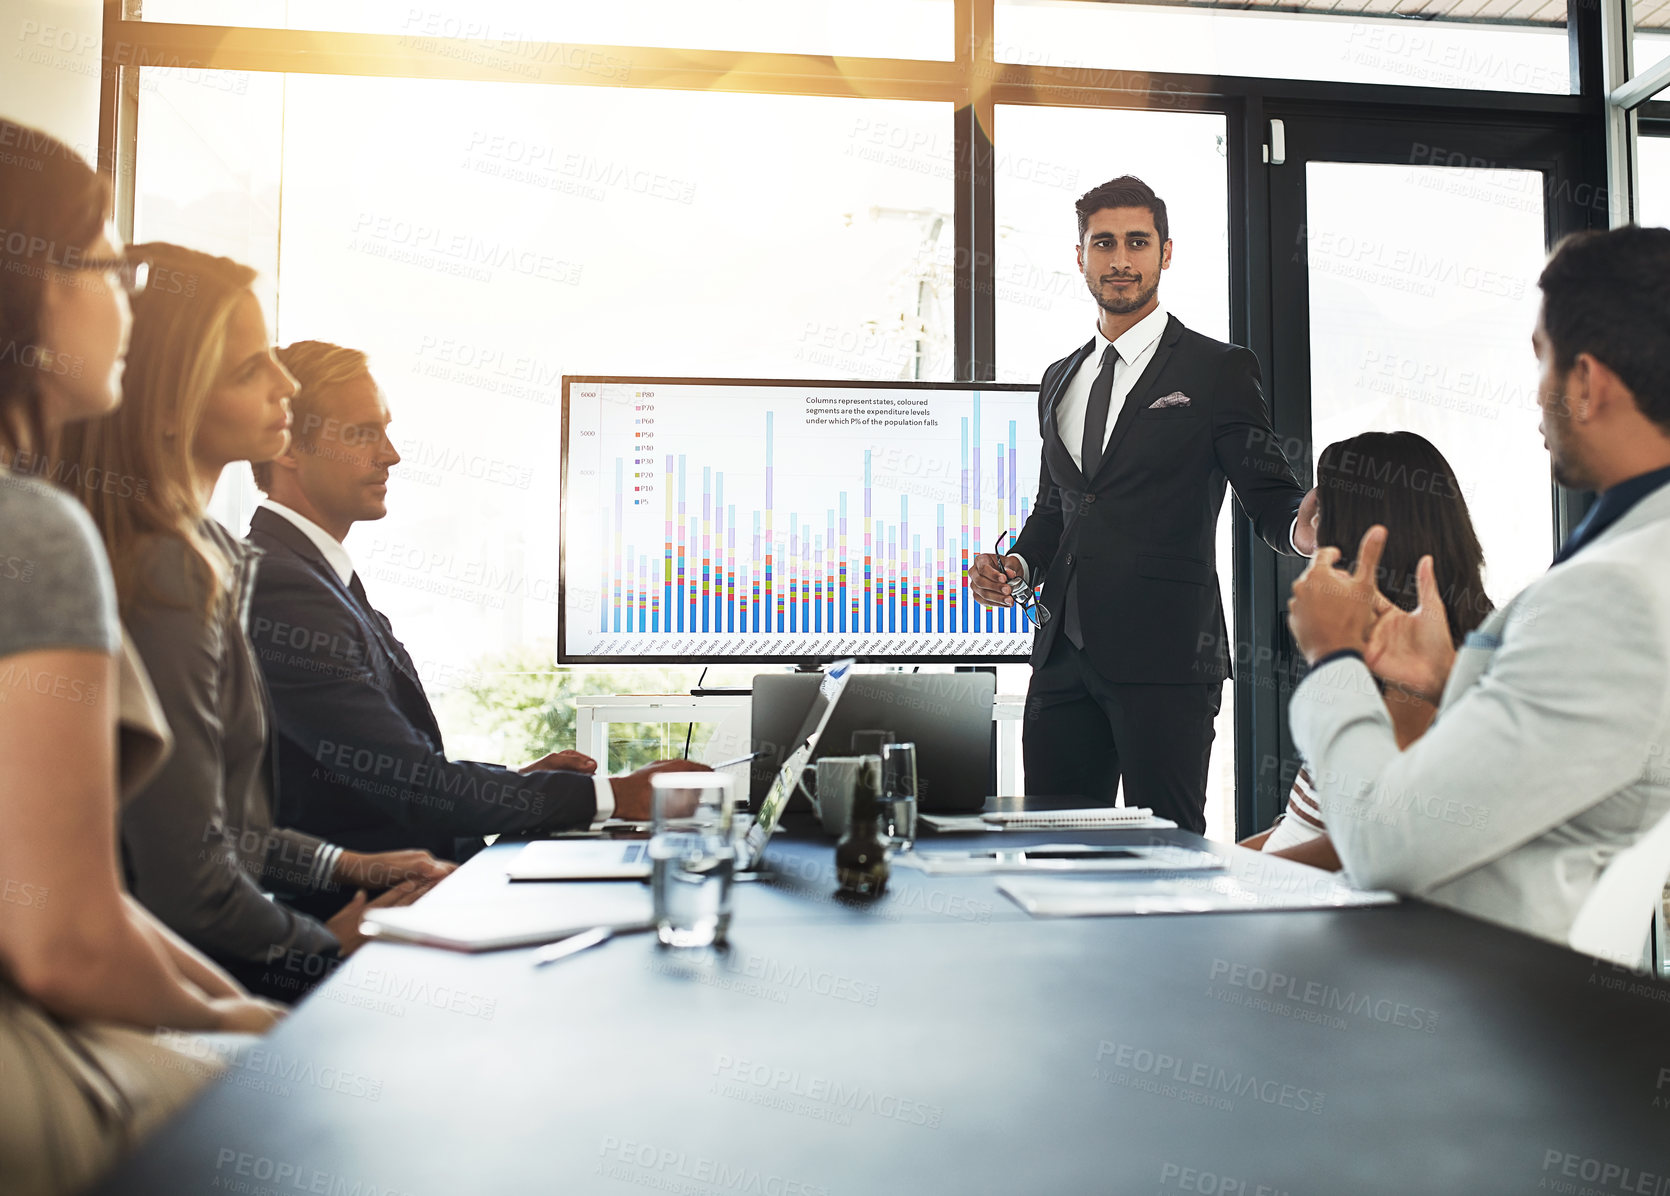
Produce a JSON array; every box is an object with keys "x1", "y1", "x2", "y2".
[
  {"x1": 711, "y1": 751, "x2": 767, "y2": 769},
  {"x1": 532, "y1": 926, "x2": 613, "y2": 967}
]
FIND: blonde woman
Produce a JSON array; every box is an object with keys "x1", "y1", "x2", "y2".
[
  {"x1": 0, "y1": 120, "x2": 283, "y2": 1196},
  {"x1": 58, "y1": 243, "x2": 449, "y2": 1003}
]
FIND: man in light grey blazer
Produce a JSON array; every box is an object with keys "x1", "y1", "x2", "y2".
[{"x1": 1284, "y1": 225, "x2": 1670, "y2": 950}]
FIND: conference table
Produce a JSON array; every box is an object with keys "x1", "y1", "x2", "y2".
[{"x1": 99, "y1": 820, "x2": 1670, "y2": 1195}]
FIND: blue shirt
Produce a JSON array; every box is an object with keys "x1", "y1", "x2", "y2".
[{"x1": 1552, "y1": 463, "x2": 1670, "y2": 565}]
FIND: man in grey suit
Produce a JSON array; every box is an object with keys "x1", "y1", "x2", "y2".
[{"x1": 1284, "y1": 225, "x2": 1670, "y2": 950}]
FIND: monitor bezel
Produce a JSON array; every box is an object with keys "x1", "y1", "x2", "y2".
[{"x1": 559, "y1": 374, "x2": 1040, "y2": 666}]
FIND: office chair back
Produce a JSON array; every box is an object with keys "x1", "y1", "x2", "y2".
[{"x1": 1568, "y1": 806, "x2": 1670, "y2": 970}]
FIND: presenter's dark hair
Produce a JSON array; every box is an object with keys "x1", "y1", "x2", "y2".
[
  {"x1": 1075, "y1": 176, "x2": 1169, "y2": 245},
  {"x1": 1314, "y1": 430, "x2": 1492, "y2": 644},
  {"x1": 0, "y1": 119, "x2": 110, "y2": 459},
  {"x1": 1538, "y1": 225, "x2": 1670, "y2": 434}
]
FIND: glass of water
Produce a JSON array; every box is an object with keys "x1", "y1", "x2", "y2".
[
  {"x1": 649, "y1": 772, "x2": 737, "y2": 949},
  {"x1": 880, "y1": 742, "x2": 919, "y2": 851}
]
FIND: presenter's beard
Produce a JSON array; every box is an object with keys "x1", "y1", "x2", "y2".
[{"x1": 1089, "y1": 273, "x2": 1158, "y2": 315}]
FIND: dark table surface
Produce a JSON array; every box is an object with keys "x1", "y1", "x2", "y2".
[{"x1": 98, "y1": 825, "x2": 1670, "y2": 1196}]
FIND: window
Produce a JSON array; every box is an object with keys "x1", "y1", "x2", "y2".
[
  {"x1": 136, "y1": 70, "x2": 954, "y2": 760},
  {"x1": 993, "y1": 106, "x2": 1228, "y2": 383},
  {"x1": 135, "y1": 0, "x2": 954, "y2": 60},
  {"x1": 1303, "y1": 162, "x2": 1553, "y2": 608},
  {"x1": 994, "y1": 105, "x2": 1239, "y2": 841},
  {"x1": 1633, "y1": 29, "x2": 1670, "y2": 81},
  {"x1": 997, "y1": 0, "x2": 1572, "y2": 93},
  {"x1": 1640, "y1": 135, "x2": 1670, "y2": 230}
]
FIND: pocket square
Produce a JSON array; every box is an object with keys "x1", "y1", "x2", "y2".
[{"x1": 1149, "y1": 391, "x2": 1191, "y2": 409}]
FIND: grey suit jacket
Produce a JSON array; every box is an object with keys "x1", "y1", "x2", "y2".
[
  {"x1": 1290, "y1": 485, "x2": 1670, "y2": 948},
  {"x1": 122, "y1": 520, "x2": 340, "y2": 968}
]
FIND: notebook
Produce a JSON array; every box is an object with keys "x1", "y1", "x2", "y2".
[
  {"x1": 361, "y1": 891, "x2": 653, "y2": 952},
  {"x1": 505, "y1": 839, "x2": 655, "y2": 881},
  {"x1": 980, "y1": 807, "x2": 1164, "y2": 831}
]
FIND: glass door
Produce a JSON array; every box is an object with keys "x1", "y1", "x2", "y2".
[{"x1": 1253, "y1": 115, "x2": 1591, "y2": 832}]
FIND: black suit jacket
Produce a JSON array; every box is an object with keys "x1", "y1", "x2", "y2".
[
  {"x1": 1012, "y1": 315, "x2": 1305, "y2": 684},
  {"x1": 247, "y1": 508, "x2": 597, "y2": 861}
]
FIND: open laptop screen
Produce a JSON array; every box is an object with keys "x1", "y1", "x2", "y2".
[{"x1": 741, "y1": 659, "x2": 853, "y2": 868}]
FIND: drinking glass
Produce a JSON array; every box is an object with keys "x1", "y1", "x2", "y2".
[
  {"x1": 880, "y1": 741, "x2": 919, "y2": 850},
  {"x1": 649, "y1": 772, "x2": 737, "y2": 949}
]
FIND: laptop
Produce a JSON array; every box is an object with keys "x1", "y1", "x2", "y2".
[
  {"x1": 507, "y1": 660, "x2": 854, "y2": 881},
  {"x1": 749, "y1": 670, "x2": 995, "y2": 814}
]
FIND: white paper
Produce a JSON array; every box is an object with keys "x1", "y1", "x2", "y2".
[
  {"x1": 899, "y1": 844, "x2": 1224, "y2": 876},
  {"x1": 998, "y1": 873, "x2": 1399, "y2": 918}
]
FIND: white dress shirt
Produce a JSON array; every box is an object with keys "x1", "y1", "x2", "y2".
[
  {"x1": 258, "y1": 501, "x2": 615, "y2": 821},
  {"x1": 1054, "y1": 303, "x2": 1172, "y2": 475},
  {"x1": 1011, "y1": 307, "x2": 1303, "y2": 582},
  {"x1": 260, "y1": 499, "x2": 354, "y2": 584}
]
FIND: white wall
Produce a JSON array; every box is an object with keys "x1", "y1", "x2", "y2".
[{"x1": 2, "y1": 0, "x2": 103, "y2": 153}]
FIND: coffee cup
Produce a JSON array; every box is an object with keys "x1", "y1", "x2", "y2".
[{"x1": 814, "y1": 756, "x2": 863, "y2": 837}]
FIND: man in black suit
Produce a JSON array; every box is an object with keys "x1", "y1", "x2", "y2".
[
  {"x1": 967, "y1": 177, "x2": 1316, "y2": 833},
  {"x1": 248, "y1": 341, "x2": 702, "y2": 866}
]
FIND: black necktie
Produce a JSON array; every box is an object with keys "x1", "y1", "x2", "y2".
[
  {"x1": 1079, "y1": 343, "x2": 1120, "y2": 481},
  {"x1": 1064, "y1": 344, "x2": 1119, "y2": 650},
  {"x1": 348, "y1": 570, "x2": 423, "y2": 685}
]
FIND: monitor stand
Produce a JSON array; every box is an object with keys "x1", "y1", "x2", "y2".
[{"x1": 689, "y1": 658, "x2": 825, "y2": 696}]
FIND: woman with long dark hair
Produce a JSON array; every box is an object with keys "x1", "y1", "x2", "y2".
[{"x1": 1240, "y1": 430, "x2": 1494, "y2": 869}]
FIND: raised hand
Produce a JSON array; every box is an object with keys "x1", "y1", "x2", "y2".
[
  {"x1": 1286, "y1": 525, "x2": 1387, "y2": 664},
  {"x1": 1363, "y1": 553, "x2": 1457, "y2": 703}
]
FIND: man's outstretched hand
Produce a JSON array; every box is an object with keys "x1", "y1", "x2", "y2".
[
  {"x1": 967, "y1": 552, "x2": 1024, "y2": 608},
  {"x1": 520, "y1": 749, "x2": 598, "y2": 775},
  {"x1": 1293, "y1": 487, "x2": 1320, "y2": 557},
  {"x1": 609, "y1": 759, "x2": 713, "y2": 822}
]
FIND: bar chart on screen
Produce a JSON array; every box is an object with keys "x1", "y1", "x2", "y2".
[{"x1": 561, "y1": 378, "x2": 1042, "y2": 662}]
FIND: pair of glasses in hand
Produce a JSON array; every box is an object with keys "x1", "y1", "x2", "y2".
[{"x1": 992, "y1": 531, "x2": 1050, "y2": 626}]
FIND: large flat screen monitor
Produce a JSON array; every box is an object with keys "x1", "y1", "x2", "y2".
[{"x1": 560, "y1": 376, "x2": 1041, "y2": 664}]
